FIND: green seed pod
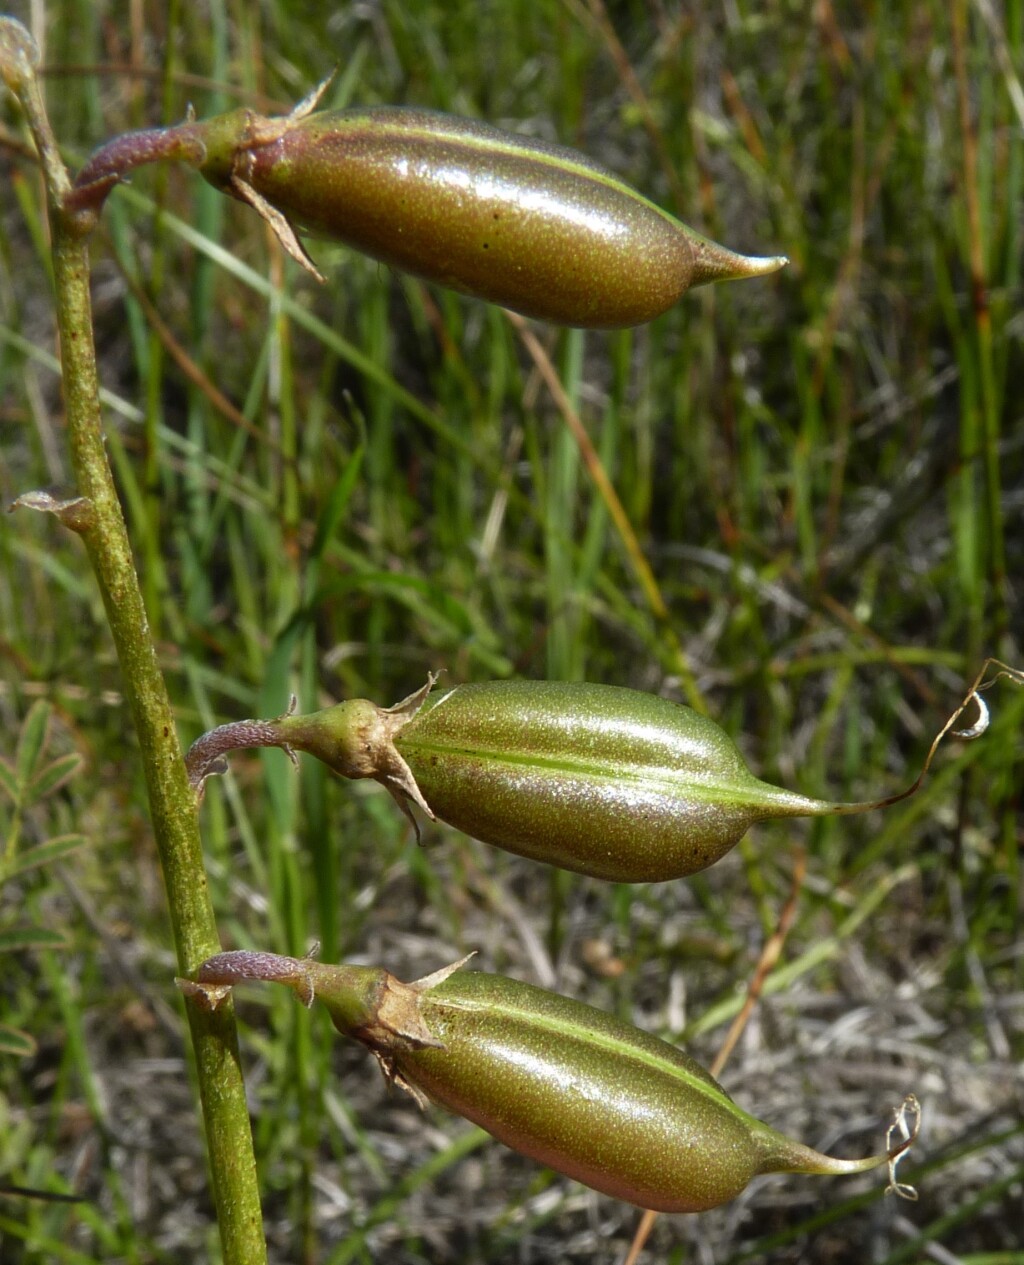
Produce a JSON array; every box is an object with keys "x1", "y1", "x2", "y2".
[
  {"x1": 71, "y1": 80, "x2": 786, "y2": 327},
  {"x1": 185, "y1": 677, "x2": 933, "y2": 884},
  {"x1": 183, "y1": 950, "x2": 917, "y2": 1214},
  {"x1": 385, "y1": 680, "x2": 835, "y2": 880}
]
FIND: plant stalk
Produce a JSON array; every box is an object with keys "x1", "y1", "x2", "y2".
[{"x1": 1, "y1": 20, "x2": 267, "y2": 1264}]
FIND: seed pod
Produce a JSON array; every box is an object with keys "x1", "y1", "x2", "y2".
[
  {"x1": 185, "y1": 677, "x2": 934, "y2": 884},
  {"x1": 70, "y1": 81, "x2": 786, "y2": 327},
  {"x1": 183, "y1": 950, "x2": 917, "y2": 1214}
]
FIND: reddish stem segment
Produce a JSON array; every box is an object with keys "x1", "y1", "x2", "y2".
[
  {"x1": 185, "y1": 717, "x2": 291, "y2": 793},
  {"x1": 195, "y1": 949, "x2": 309, "y2": 987},
  {"x1": 66, "y1": 123, "x2": 206, "y2": 216}
]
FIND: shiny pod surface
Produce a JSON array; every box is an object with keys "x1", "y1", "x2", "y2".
[
  {"x1": 205, "y1": 106, "x2": 784, "y2": 327},
  {"x1": 392, "y1": 680, "x2": 832, "y2": 882},
  {"x1": 188, "y1": 951, "x2": 897, "y2": 1215},
  {"x1": 390, "y1": 969, "x2": 788, "y2": 1212}
]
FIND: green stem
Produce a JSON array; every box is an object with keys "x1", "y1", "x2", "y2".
[{"x1": 1, "y1": 20, "x2": 267, "y2": 1264}]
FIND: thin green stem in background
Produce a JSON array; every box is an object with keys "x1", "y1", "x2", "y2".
[
  {"x1": 0, "y1": 20, "x2": 267, "y2": 1265},
  {"x1": 952, "y1": 0, "x2": 1008, "y2": 655}
]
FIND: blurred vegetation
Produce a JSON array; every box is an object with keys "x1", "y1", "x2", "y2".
[{"x1": 0, "y1": 1, "x2": 1021, "y2": 1261}]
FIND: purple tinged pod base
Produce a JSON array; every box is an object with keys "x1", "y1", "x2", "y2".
[
  {"x1": 181, "y1": 950, "x2": 919, "y2": 1215},
  {"x1": 67, "y1": 122, "x2": 207, "y2": 220}
]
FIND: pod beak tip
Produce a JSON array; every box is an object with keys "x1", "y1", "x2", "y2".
[
  {"x1": 752, "y1": 252, "x2": 789, "y2": 275},
  {"x1": 690, "y1": 242, "x2": 790, "y2": 287}
]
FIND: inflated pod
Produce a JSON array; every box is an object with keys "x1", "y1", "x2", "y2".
[
  {"x1": 183, "y1": 950, "x2": 916, "y2": 1214},
  {"x1": 70, "y1": 82, "x2": 786, "y2": 327},
  {"x1": 185, "y1": 678, "x2": 911, "y2": 884}
]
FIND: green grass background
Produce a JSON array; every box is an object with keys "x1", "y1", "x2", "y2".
[{"x1": 1, "y1": 1, "x2": 1021, "y2": 1261}]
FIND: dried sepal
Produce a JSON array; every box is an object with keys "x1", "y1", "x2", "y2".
[
  {"x1": 224, "y1": 173, "x2": 325, "y2": 280},
  {"x1": 410, "y1": 952, "x2": 476, "y2": 992},
  {"x1": 348, "y1": 970, "x2": 444, "y2": 1054},
  {"x1": 11, "y1": 490, "x2": 96, "y2": 534},
  {"x1": 372, "y1": 674, "x2": 441, "y2": 830},
  {"x1": 176, "y1": 977, "x2": 233, "y2": 1010}
]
